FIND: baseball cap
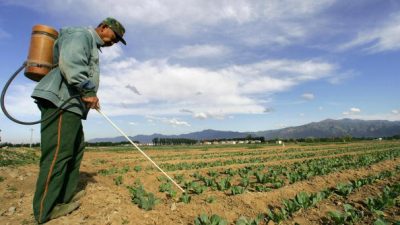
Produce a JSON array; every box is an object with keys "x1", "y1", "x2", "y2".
[{"x1": 102, "y1": 17, "x2": 126, "y2": 45}]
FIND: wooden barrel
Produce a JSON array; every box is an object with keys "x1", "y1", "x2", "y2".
[{"x1": 24, "y1": 24, "x2": 58, "y2": 81}]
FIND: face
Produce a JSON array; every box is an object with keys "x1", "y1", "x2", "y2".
[{"x1": 101, "y1": 26, "x2": 119, "y2": 47}]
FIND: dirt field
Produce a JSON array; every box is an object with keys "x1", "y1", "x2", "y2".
[{"x1": 0, "y1": 141, "x2": 399, "y2": 225}]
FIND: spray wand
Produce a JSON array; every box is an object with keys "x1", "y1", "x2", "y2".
[{"x1": 96, "y1": 109, "x2": 185, "y2": 193}]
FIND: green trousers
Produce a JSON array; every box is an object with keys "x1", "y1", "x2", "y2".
[{"x1": 33, "y1": 101, "x2": 85, "y2": 223}]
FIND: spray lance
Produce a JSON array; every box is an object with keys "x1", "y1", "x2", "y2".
[{"x1": 1, "y1": 24, "x2": 185, "y2": 193}]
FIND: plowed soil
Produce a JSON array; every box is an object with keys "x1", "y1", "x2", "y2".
[{"x1": 0, "y1": 141, "x2": 399, "y2": 225}]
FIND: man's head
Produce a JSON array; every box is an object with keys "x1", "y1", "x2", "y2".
[{"x1": 96, "y1": 17, "x2": 126, "y2": 47}]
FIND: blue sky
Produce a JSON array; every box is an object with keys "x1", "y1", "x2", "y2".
[{"x1": 0, "y1": 0, "x2": 399, "y2": 143}]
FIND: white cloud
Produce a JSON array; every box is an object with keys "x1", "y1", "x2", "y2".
[
  {"x1": 145, "y1": 115, "x2": 190, "y2": 127},
  {"x1": 7, "y1": 0, "x2": 335, "y2": 45},
  {"x1": 129, "y1": 122, "x2": 137, "y2": 125},
  {"x1": 342, "y1": 107, "x2": 361, "y2": 115},
  {"x1": 392, "y1": 109, "x2": 399, "y2": 114},
  {"x1": 173, "y1": 44, "x2": 231, "y2": 59},
  {"x1": 301, "y1": 93, "x2": 315, "y2": 100},
  {"x1": 338, "y1": 13, "x2": 400, "y2": 53},
  {"x1": 96, "y1": 57, "x2": 336, "y2": 117},
  {"x1": 340, "y1": 112, "x2": 400, "y2": 121},
  {"x1": 180, "y1": 109, "x2": 227, "y2": 120},
  {"x1": 100, "y1": 45, "x2": 123, "y2": 62},
  {"x1": 3, "y1": 57, "x2": 337, "y2": 120},
  {"x1": 275, "y1": 123, "x2": 288, "y2": 129},
  {"x1": 193, "y1": 112, "x2": 208, "y2": 120},
  {"x1": 1, "y1": 83, "x2": 39, "y2": 117},
  {"x1": 327, "y1": 70, "x2": 357, "y2": 84}
]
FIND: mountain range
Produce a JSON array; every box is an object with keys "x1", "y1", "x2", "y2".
[{"x1": 89, "y1": 118, "x2": 400, "y2": 143}]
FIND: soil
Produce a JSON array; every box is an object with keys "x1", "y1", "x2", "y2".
[{"x1": 0, "y1": 142, "x2": 399, "y2": 225}]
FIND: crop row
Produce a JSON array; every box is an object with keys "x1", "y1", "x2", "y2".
[
  {"x1": 100, "y1": 148, "x2": 399, "y2": 198},
  {"x1": 162, "y1": 148, "x2": 400, "y2": 196},
  {"x1": 265, "y1": 169, "x2": 399, "y2": 224},
  {"x1": 188, "y1": 169, "x2": 399, "y2": 225},
  {"x1": 158, "y1": 146, "x2": 399, "y2": 171},
  {"x1": 146, "y1": 142, "x2": 399, "y2": 163},
  {"x1": 141, "y1": 142, "x2": 394, "y2": 162},
  {"x1": 328, "y1": 182, "x2": 400, "y2": 225}
]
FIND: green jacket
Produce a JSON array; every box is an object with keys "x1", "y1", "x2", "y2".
[{"x1": 31, "y1": 27, "x2": 104, "y2": 119}]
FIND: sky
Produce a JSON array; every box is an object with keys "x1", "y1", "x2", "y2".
[{"x1": 0, "y1": 0, "x2": 399, "y2": 143}]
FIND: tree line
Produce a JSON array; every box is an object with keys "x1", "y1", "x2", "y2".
[
  {"x1": 152, "y1": 138, "x2": 197, "y2": 145},
  {"x1": 1, "y1": 135, "x2": 399, "y2": 148}
]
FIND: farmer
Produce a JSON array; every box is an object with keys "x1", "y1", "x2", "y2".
[{"x1": 31, "y1": 17, "x2": 126, "y2": 223}]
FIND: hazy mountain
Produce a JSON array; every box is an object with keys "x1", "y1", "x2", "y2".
[
  {"x1": 252, "y1": 119, "x2": 400, "y2": 139},
  {"x1": 89, "y1": 130, "x2": 248, "y2": 143},
  {"x1": 89, "y1": 118, "x2": 400, "y2": 143}
]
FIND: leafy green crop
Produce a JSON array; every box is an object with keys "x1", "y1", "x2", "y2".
[
  {"x1": 217, "y1": 177, "x2": 231, "y2": 191},
  {"x1": 113, "y1": 175, "x2": 123, "y2": 186},
  {"x1": 194, "y1": 213, "x2": 228, "y2": 225},
  {"x1": 230, "y1": 186, "x2": 245, "y2": 195},
  {"x1": 159, "y1": 182, "x2": 173, "y2": 192},
  {"x1": 202, "y1": 177, "x2": 217, "y2": 187},
  {"x1": 266, "y1": 207, "x2": 288, "y2": 223},
  {"x1": 294, "y1": 192, "x2": 313, "y2": 209},
  {"x1": 282, "y1": 199, "x2": 299, "y2": 215},
  {"x1": 192, "y1": 184, "x2": 207, "y2": 194},
  {"x1": 335, "y1": 183, "x2": 354, "y2": 196},
  {"x1": 133, "y1": 165, "x2": 142, "y2": 172},
  {"x1": 328, "y1": 204, "x2": 361, "y2": 225},
  {"x1": 127, "y1": 185, "x2": 158, "y2": 210},
  {"x1": 98, "y1": 167, "x2": 118, "y2": 176},
  {"x1": 206, "y1": 196, "x2": 216, "y2": 203},
  {"x1": 0, "y1": 149, "x2": 39, "y2": 166},
  {"x1": 240, "y1": 177, "x2": 250, "y2": 187},
  {"x1": 373, "y1": 218, "x2": 389, "y2": 225},
  {"x1": 364, "y1": 184, "x2": 400, "y2": 216},
  {"x1": 254, "y1": 185, "x2": 271, "y2": 192},
  {"x1": 180, "y1": 193, "x2": 191, "y2": 204},
  {"x1": 235, "y1": 215, "x2": 263, "y2": 225},
  {"x1": 207, "y1": 170, "x2": 218, "y2": 177},
  {"x1": 224, "y1": 168, "x2": 237, "y2": 176},
  {"x1": 255, "y1": 172, "x2": 270, "y2": 184},
  {"x1": 174, "y1": 174, "x2": 185, "y2": 184}
]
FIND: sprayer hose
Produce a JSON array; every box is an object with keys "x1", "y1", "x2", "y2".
[{"x1": 1, "y1": 62, "x2": 80, "y2": 125}]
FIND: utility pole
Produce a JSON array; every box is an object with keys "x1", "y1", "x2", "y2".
[{"x1": 30, "y1": 128, "x2": 34, "y2": 148}]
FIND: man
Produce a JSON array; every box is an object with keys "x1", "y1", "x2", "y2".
[{"x1": 31, "y1": 17, "x2": 126, "y2": 223}]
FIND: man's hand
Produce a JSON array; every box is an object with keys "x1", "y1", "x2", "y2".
[{"x1": 82, "y1": 96, "x2": 100, "y2": 109}]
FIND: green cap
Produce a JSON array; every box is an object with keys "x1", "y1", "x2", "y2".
[{"x1": 102, "y1": 17, "x2": 126, "y2": 45}]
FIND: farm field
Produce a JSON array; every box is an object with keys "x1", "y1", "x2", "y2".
[{"x1": 0, "y1": 141, "x2": 399, "y2": 225}]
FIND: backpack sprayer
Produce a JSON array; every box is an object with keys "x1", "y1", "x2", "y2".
[{"x1": 1, "y1": 24, "x2": 185, "y2": 193}]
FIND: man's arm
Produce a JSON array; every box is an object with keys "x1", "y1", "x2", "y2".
[{"x1": 58, "y1": 31, "x2": 99, "y2": 109}]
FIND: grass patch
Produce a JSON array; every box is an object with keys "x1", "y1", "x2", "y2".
[{"x1": 0, "y1": 148, "x2": 39, "y2": 167}]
